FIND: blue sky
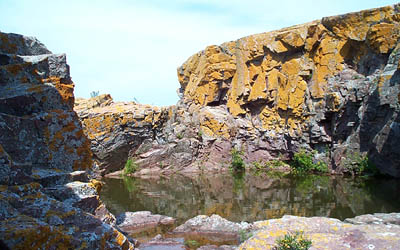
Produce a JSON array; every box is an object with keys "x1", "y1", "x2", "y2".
[{"x1": 1, "y1": 0, "x2": 399, "y2": 106}]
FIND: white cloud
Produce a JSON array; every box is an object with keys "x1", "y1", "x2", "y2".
[{"x1": 0, "y1": 0, "x2": 399, "y2": 105}]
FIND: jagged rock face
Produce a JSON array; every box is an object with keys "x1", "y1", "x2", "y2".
[
  {"x1": 0, "y1": 32, "x2": 134, "y2": 249},
  {"x1": 77, "y1": 4, "x2": 400, "y2": 178},
  {"x1": 75, "y1": 95, "x2": 173, "y2": 175},
  {"x1": 177, "y1": 5, "x2": 400, "y2": 177}
]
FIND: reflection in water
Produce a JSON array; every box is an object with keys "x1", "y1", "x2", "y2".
[{"x1": 100, "y1": 174, "x2": 400, "y2": 225}]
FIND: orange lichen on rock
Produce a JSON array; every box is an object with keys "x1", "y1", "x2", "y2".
[
  {"x1": 41, "y1": 77, "x2": 75, "y2": 107},
  {"x1": 199, "y1": 109, "x2": 231, "y2": 139},
  {"x1": 177, "y1": 3, "x2": 400, "y2": 137},
  {"x1": 367, "y1": 23, "x2": 400, "y2": 53}
]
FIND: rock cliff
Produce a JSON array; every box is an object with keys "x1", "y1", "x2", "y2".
[
  {"x1": 77, "y1": 4, "x2": 400, "y2": 178},
  {"x1": 0, "y1": 32, "x2": 134, "y2": 249}
]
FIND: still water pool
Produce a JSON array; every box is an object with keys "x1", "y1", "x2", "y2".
[{"x1": 100, "y1": 173, "x2": 400, "y2": 225}]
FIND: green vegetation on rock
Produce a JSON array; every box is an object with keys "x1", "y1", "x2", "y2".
[
  {"x1": 239, "y1": 229, "x2": 253, "y2": 243},
  {"x1": 176, "y1": 133, "x2": 183, "y2": 139},
  {"x1": 290, "y1": 150, "x2": 328, "y2": 174},
  {"x1": 184, "y1": 239, "x2": 200, "y2": 249},
  {"x1": 123, "y1": 158, "x2": 138, "y2": 175},
  {"x1": 343, "y1": 152, "x2": 378, "y2": 176},
  {"x1": 231, "y1": 148, "x2": 245, "y2": 171},
  {"x1": 274, "y1": 231, "x2": 312, "y2": 250}
]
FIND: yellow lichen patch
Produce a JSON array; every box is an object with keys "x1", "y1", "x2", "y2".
[
  {"x1": 55, "y1": 83, "x2": 75, "y2": 107},
  {"x1": 82, "y1": 115, "x2": 116, "y2": 139},
  {"x1": 310, "y1": 36, "x2": 346, "y2": 98},
  {"x1": 227, "y1": 73, "x2": 246, "y2": 116},
  {"x1": 12, "y1": 225, "x2": 73, "y2": 250},
  {"x1": 248, "y1": 72, "x2": 267, "y2": 102},
  {"x1": 367, "y1": 23, "x2": 400, "y2": 54},
  {"x1": 112, "y1": 229, "x2": 129, "y2": 249},
  {"x1": 89, "y1": 179, "x2": 103, "y2": 194},
  {"x1": 200, "y1": 114, "x2": 230, "y2": 139},
  {"x1": 326, "y1": 92, "x2": 341, "y2": 112},
  {"x1": 180, "y1": 44, "x2": 236, "y2": 106},
  {"x1": 41, "y1": 77, "x2": 75, "y2": 106},
  {"x1": 288, "y1": 80, "x2": 307, "y2": 116},
  {"x1": 270, "y1": 40, "x2": 289, "y2": 54},
  {"x1": 305, "y1": 23, "x2": 326, "y2": 51},
  {"x1": 259, "y1": 107, "x2": 284, "y2": 132},
  {"x1": 322, "y1": 6, "x2": 394, "y2": 41},
  {"x1": 278, "y1": 30, "x2": 305, "y2": 48},
  {"x1": 45, "y1": 209, "x2": 76, "y2": 219},
  {"x1": 73, "y1": 138, "x2": 93, "y2": 171}
]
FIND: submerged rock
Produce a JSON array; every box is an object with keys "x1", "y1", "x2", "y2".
[
  {"x1": 0, "y1": 32, "x2": 134, "y2": 249},
  {"x1": 138, "y1": 234, "x2": 186, "y2": 250},
  {"x1": 116, "y1": 211, "x2": 175, "y2": 236}
]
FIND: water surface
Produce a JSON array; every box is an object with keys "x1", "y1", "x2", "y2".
[{"x1": 100, "y1": 173, "x2": 400, "y2": 225}]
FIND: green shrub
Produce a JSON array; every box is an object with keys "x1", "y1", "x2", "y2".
[
  {"x1": 123, "y1": 158, "x2": 138, "y2": 175},
  {"x1": 184, "y1": 239, "x2": 200, "y2": 248},
  {"x1": 290, "y1": 150, "x2": 328, "y2": 174},
  {"x1": 274, "y1": 231, "x2": 312, "y2": 250},
  {"x1": 344, "y1": 153, "x2": 378, "y2": 176},
  {"x1": 266, "y1": 159, "x2": 286, "y2": 169},
  {"x1": 231, "y1": 148, "x2": 245, "y2": 171},
  {"x1": 251, "y1": 161, "x2": 264, "y2": 171}
]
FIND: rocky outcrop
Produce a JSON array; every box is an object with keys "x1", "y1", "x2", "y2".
[
  {"x1": 177, "y1": 4, "x2": 400, "y2": 177},
  {"x1": 0, "y1": 32, "x2": 134, "y2": 249},
  {"x1": 77, "y1": 4, "x2": 400, "y2": 178}
]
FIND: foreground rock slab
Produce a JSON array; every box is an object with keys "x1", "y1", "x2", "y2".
[
  {"x1": 240, "y1": 214, "x2": 400, "y2": 250},
  {"x1": 172, "y1": 215, "x2": 252, "y2": 246}
]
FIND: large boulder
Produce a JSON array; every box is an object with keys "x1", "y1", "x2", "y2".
[{"x1": 0, "y1": 32, "x2": 134, "y2": 249}]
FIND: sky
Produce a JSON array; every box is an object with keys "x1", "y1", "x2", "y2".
[{"x1": 1, "y1": 0, "x2": 399, "y2": 106}]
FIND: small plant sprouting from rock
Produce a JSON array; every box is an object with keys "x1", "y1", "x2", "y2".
[
  {"x1": 123, "y1": 158, "x2": 138, "y2": 175},
  {"x1": 239, "y1": 229, "x2": 253, "y2": 243},
  {"x1": 90, "y1": 90, "x2": 99, "y2": 98},
  {"x1": 274, "y1": 231, "x2": 312, "y2": 250},
  {"x1": 290, "y1": 150, "x2": 328, "y2": 174},
  {"x1": 231, "y1": 148, "x2": 245, "y2": 171},
  {"x1": 176, "y1": 133, "x2": 183, "y2": 139},
  {"x1": 184, "y1": 239, "x2": 200, "y2": 249}
]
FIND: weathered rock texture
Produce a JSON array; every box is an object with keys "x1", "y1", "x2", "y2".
[
  {"x1": 77, "y1": 4, "x2": 400, "y2": 178},
  {"x1": 240, "y1": 213, "x2": 400, "y2": 249},
  {"x1": 0, "y1": 32, "x2": 134, "y2": 249}
]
